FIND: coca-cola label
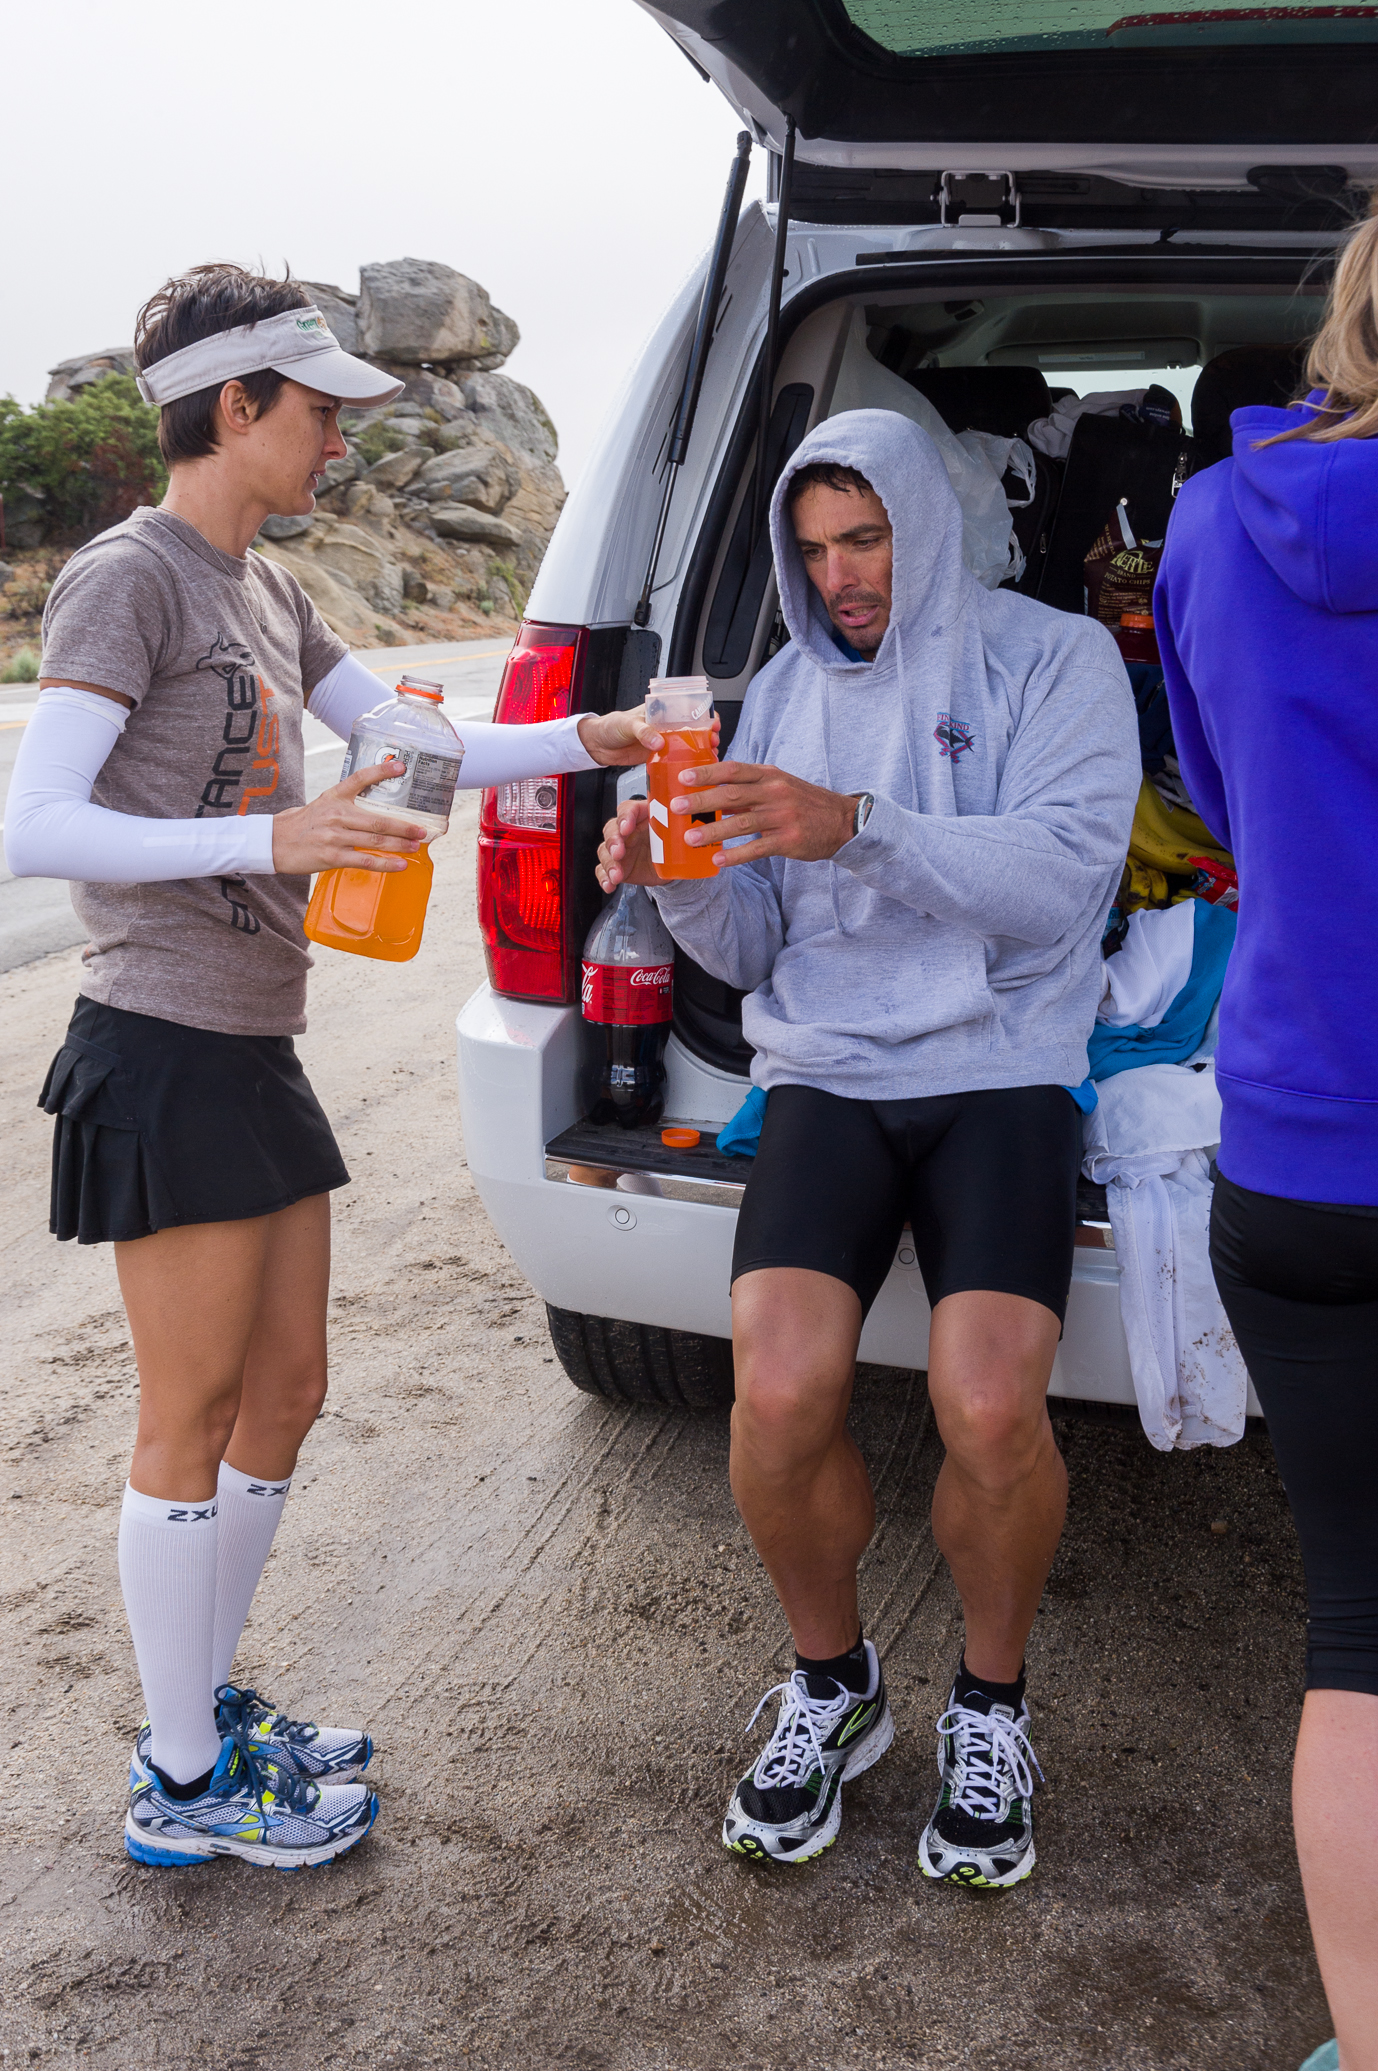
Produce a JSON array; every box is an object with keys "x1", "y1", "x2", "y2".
[{"x1": 581, "y1": 960, "x2": 673, "y2": 1025}]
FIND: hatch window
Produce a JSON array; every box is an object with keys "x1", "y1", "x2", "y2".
[{"x1": 844, "y1": 3, "x2": 1378, "y2": 58}]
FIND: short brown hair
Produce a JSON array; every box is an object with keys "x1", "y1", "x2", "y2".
[
  {"x1": 786, "y1": 461, "x2": 875, "y2": 508},
  {"x1": 135, "y1": 264, "x2": 311, "y2": 466}
]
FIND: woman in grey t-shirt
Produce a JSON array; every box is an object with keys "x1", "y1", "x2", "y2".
[{"x1": 6, "y1": 264, "x2": 656, "y2": 1870}]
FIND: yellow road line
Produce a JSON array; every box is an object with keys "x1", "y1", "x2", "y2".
[{"x1": 364, "y1": 644, "x2": 511, "y2": 674}]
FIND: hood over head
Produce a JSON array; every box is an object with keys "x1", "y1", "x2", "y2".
[
  {"x1": 769, "y1": 408, "x2": 976, "y2": 679},
  {"x1": 1230, "y1": 394, "x2": 1378, "y2": 614}
]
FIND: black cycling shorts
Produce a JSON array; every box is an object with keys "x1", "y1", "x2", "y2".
[
  {"x1": 1210, "y1": 1172, "x2": 1378, "y2": 1697},
  {"x1": 731, "y1": 1083, "x2": 1082, "y2": 1325}
]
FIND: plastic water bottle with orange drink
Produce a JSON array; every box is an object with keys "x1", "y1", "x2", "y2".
[
  {"x1": 645, "y1": 676, "x2": 719, "y2": 880},
  {"x1": 304, "y1": 674, "x2": 463, "y2": 963}
]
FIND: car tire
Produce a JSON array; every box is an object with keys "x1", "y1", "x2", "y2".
[{"x1": 545, "y1": 1305, "x2": 735, "y2": 1410}]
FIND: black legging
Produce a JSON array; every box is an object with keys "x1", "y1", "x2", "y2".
[{"x1": 1210, "y1": 1173, "x2": 1378, "y2": 1697}]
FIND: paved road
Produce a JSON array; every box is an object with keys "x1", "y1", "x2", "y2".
[{"x1": 0, "y1": 640, "x2": 511, "y2": 975}]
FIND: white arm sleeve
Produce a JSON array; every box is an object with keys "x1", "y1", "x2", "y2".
[
  {"x1": 305, "y1": 650, "x2": 598, "y2": 782},
  {"x1": 3, "y1": 688, "x2": 276, "y2": 883}
]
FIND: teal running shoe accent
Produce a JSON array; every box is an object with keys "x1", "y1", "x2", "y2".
[
  {"x1": 125, "y1": 1721, "x2": 377, "y2": 1870},
  {"x1": 131, "y1": 1684, "x2": 372, "y2": 1792}
]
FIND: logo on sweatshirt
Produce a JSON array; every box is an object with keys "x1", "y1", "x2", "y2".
[{"x1": 934, "y1": 713, "x2": 975, "y2": 762}]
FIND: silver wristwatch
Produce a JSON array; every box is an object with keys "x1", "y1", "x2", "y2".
[{"x1": 852, "y1": 791, "x2": 875, "y2": 838}]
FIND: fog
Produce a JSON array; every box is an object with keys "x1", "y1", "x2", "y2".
[{"x1": 0, "y1": 0, "x2": 764, "y2": 487}]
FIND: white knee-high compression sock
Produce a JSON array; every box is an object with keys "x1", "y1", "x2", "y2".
[
  {"x1": 211, "y1": 1461, "x2": 291, "y2": 1696},
  {"x1": 118, "y1": 1483, "x2": 222, "y2": 1786}
]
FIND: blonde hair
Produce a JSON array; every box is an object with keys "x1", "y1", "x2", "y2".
[{"x1": 1263, "y1": 190, "x2": 1378, "y2": 445}]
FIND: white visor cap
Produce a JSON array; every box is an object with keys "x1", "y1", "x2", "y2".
[{"x1": 135, "y1": 307, "x2": 405, "y2": 409}]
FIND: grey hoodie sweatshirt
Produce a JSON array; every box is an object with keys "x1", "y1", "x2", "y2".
[{"x1": 649, "y1": 409, "x2": 1140, "y2": 1101}]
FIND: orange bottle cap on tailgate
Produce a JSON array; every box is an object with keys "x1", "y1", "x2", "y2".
[{"x1": 661, "y1": 1126, "x2": 700, "y2": 1149}]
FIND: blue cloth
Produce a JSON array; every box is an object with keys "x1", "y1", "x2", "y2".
[
  {"x1": 1126, "y1": 661, "x2": 1172, "y2": 773},
  {"x1": 1157, "y1": 393, "x2": 1378, "y2": 1203},
  {"x1": 1087, "y1": 898, "x2": 1235, "y2": 1081},
  {"x1": 717, "y1": 1085, "x2": 768, "y2": 1157},
  {"x1": 719, "y1": 1079, "x2": 1094, "y2": 1144}
]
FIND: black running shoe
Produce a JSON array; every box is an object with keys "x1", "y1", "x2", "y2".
[
  {"x1": 917, "y1": 1676, "x2": 1042, "y2": 1889},
  {"x1": 722, "y1": 1641, "x2": 893, "y2": 1864}
]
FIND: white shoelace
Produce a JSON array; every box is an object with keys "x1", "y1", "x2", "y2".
[
  {"x1": 747, "y1": 1673, "x2": 856, "y2": 1790},
  {"x1": 935, "y1": 1702, "x2": 1044, "y2": 1819}
]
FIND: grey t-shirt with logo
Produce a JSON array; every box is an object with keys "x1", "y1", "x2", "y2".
[{"x1": 41, "y1": 505, "x2": 347, "y2": 1036}]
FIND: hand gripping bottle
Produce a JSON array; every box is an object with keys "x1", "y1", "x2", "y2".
[
  {"x1": 645, "y1": 676, "x2": 719, "y2": 880},
  {"x1": 304, "y1": 674, "x2": 463, "y2": 963},
  {"x1": 581, "y1": 884, "x2": 675, "y2": 1128}
]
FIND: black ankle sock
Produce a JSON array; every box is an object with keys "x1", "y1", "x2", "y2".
[
  {"x1": 795, "y1": 1629, "x2": 870, "y2": 1698},
  {"x1": 955, "y1": 1653, "x2": 1026, "y2": 1716},
  {"x1": 150, "y1": 1761, "x2": 215, "y2": 1802}
]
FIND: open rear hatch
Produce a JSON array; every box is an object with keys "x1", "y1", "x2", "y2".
[{"x1": 639, "y1": 2, "x2": 1378, "y2": 226}]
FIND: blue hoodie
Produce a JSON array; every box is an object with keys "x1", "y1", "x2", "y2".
[{"x1": 1156, "y1": 398, "x2": 1378, "y2": 1206}]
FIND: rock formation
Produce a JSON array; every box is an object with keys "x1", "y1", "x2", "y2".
[{"x1": 41, "y1": 261, "x2": 564, "y2": 643}]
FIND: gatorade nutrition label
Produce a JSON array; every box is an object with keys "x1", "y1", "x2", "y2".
[{"x1": 343, "y1": 733, "x2": 463, "y2": 820}]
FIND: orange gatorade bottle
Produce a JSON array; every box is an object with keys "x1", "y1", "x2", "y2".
[
  {"x1": 645, "y1": 676, "x2": 719, "y2": 881},
  {"x1": 304, "y1": 674, "x2": 464, "y2": 963}
]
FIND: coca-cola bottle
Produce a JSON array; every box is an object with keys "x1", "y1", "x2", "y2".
[{"x1": 581, "y1": 884, "x2": 675, "y2": 1128}]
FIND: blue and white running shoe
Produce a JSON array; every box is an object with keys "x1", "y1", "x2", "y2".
[
  {"x1": 126, "y1": 1730, "x2": 377, "y2": 1870},
  {"x1": 132, "y1": 1685, "x2": 372, "y2": 1790}
]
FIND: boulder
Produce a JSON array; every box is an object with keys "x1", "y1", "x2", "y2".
[
  {"x1": 430, "y1": 506, "x2": 523, "y2": 549},
  {"x1": 356, "y1": 259, "x2": 519, "y2": 371},
  {"x1": 309, "y1": 522, "x2": 406, "y2": 617},
  {"x1": 318, "y1": 454, "x2": 361, "y2": 492},
  {"x1": 365, "y1": 444, "x2": 430, "y2": 491},
  {"x1": 258, "y1": 513, "x2": 314, "y2": 541},
  {"x1": 254, "y1": 542, "x2": 376, "y2": 643},
  {"x1": 415, "y1": 445, "x2": 514, "y2": 512},
  {"x1": 462, "y1": 371, "x2": 557, "y2": 464},
  {"x1": 45, "y1": 350, "x2": 137, "y2": 404},
  {"x1": 300, "y1": 280, "x2": 359, "y2": 353}
]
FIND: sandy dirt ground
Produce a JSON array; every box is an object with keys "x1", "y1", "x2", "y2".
[{"x1": 0, "y1": 800, "x2": 1331, "y2": 2071}]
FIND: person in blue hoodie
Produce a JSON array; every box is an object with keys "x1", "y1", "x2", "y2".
[
  {"x1": 1156, "y1": 204, "x2": 1378, "y2": 2071},
  {"x1": 597, "y1": 409, "x2": 1139, "y2": 1888}
]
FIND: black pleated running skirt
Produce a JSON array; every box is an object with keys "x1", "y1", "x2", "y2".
[{"x1": 40, "y1": 998, "x2": 350, "y2": 1244}]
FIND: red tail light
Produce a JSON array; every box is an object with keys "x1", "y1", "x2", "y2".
[{"x1": 478, "y1": 622, "x2": 587, "y2": 1002}]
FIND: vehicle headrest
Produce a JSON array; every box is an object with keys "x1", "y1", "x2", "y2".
[
  {"x1": 905, "y1": 365, "x2": 1054, "y2": 438},
  {"x1": 1191, "y1": 345, "x2": 1308, "y2": 466}
]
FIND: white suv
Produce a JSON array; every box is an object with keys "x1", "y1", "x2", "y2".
[{"x1": 458, "y1": 2, "x2": 1377, "y2": 1410}]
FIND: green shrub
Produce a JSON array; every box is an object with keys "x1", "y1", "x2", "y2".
[
  {"x1": 0, "y1": 376, "x2": 166, "y2": 542},
  {"x1": 352, "y1": 420, "x2": 416, "y2": 468},
  {"x1": 1, "y1": 645, "x2": 40, "y2": 683}
]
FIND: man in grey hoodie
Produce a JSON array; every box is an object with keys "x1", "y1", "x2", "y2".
[{"x1": 598, "y1": 409, "x2": 1138, "y2": 1885}]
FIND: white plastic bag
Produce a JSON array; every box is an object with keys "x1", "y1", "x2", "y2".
[{"x1": 829, "y1": 312, "x2": 1023, "y2": 588}]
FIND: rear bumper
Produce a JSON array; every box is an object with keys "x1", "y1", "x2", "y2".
[{"x1": 457, "y1": 983, "x2": 1229, "y2": 1410}]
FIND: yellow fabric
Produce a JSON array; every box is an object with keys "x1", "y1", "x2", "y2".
[
  {"x1": 1128, "y1": 777, "x2": 1233, "y2": 879},
  {"x1": 1119, "y1": 857, "x2": 1170, "y2": 912}
]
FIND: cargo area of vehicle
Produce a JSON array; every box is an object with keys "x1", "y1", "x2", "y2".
[{"x1": 594, "y1": 260, "x2": 1327, "y2": 1076}]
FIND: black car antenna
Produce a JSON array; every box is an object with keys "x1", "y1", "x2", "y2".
[
  {"x1": 750, "y1": 115, "x2": 797, "y2": 545},
  {"x1": 634, "y1": 130, "x2": 753, "y2": 628}
]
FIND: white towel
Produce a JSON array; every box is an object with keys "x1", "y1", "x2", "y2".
[
  {"x1": 1098, "y1": 899, "x2": 1197, "y2": 1029},
  {"x1": 1083, "y1": 1062, "x2": 1249, "y2": 1451}
]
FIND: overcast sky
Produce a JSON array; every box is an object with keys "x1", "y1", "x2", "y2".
[{"x1": 1, "y1": 0, "x2": 764, "y2": 490}]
